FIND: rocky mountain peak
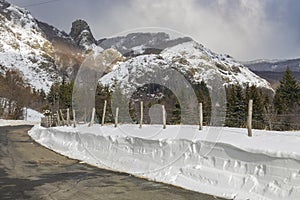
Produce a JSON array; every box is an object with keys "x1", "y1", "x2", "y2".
[
  {"x1": 70, "y1": 19, "x2": 96, "y2": 48},
  {"x1": 0, "y1": 0, "x2": 10, "y2": 10}
]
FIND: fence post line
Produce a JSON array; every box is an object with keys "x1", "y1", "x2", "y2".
[
  {"x1": 247, "y1": 99, "x2": 253, "y2": 137},
  {"x1": 115, "y1": 107, "x2": 119, "y2": 128},
  {"x1": 56, "y1": 111, "x2": 61, "y2": 126},
  {"x1": 162, "y1": 105, "x2": 166, "y2": 129},
  {"x1": 199, "y1": 103, "x2": 203, "y2": 130},
  {"x1": 59, "y1": 109, "x2": 65, "y2": 125},
  {"x1": 72, "y1": 109, "x2": 76, "y2": 127},
  {"x1": 101, "y1": 100, "x2": 107, "y2": 126},
  {"x1": 140, "y1": 101, "x2": 143, "y2": 128},
  {"x1": 47, "y1": 116, "x2": 50, "y2": 127},
  {"x1": 89, "y1": 108, "x2": 96, "y2": 127},
  {"x1": 84, "y1": 107, "x2": 87, "y2": 123},
  {"x1": 67, "y1": 108, "x2": 70, "y2": 126}
]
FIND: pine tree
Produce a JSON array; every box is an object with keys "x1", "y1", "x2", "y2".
[
  {"x1": 225, "y1": 85, "x2": 246, "y2": 127},
  {"x1": 274, "y1": 67, "x2": 300, "y2": 114},
  {"x1": 193, "y1": 81, "x2": 211, "y2": 125},
  {"x1": 245, "y1": 85, "x2": 265, "y2": 129},
  {"x1": 273, "y1": 68, "x2": 300, "y2": 130}
]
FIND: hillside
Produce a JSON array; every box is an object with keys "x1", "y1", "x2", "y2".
[
  {"x1": 243, "y1": 59, "x2": 300, "y2": 88},
  {"x1": 100, "y1": 41, "x2": 273, "y2": 92},
  {"x1": 0, "y1": 1, "x2": 58, "y2": 92}
]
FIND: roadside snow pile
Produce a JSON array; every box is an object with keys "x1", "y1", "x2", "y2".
[
  {"x1": 23, "y1": 108, "x2": 44, "y2": 122},
  {"x1": 0, "y1": 119, "x2": 38, "y2": 126},
  {"x1": 28, "y1": 125, "x2": 300, "y2": 200},
  {"x1": 0, "y1": 108, "x2": 43, "y2": 126}
]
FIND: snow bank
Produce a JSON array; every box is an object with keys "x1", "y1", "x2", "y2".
[
  {"x1": 23, "y1": 108, "x2": 44, "y2": 122},
  {"x1": 0, "y1": 108, "x2": 43, "y2": 126},
  {"x1": 28, "y1": 125, "x2": 300, "y2": 200},
  {"x1": 0, "y1": 119, "x2": 38, "y2": 126}
]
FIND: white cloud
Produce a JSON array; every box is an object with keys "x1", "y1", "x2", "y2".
[{"x1": 90, "y1": 0, "x2": 275, "y2": 60}]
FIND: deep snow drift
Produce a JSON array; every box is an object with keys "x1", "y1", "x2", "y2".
[{"x1": 29, "y1": 125, "x2": 300, "y2": 200}]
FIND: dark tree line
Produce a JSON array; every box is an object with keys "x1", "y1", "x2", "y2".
[
  {"x1": 225, "y1": 84, "x2": 270, "y2": 129},
  {"x1": 42, "y1": 67, "x2": 300, "y2": 130},
  {"x1": 47, "y1": 78, "x2": 74, "y2": 111},
  {"x1": 225, "y1": 68, "x2": 300, "y2": 131},
  {"x1": 93, "y1": 81, "x2": 212, "y2": 125},
  {"x1": 273, "y1": 68, "x2": 300, "y2": 130},
  {"x1": 0, "y1": 70, "x2": 46, "y2": 119}
]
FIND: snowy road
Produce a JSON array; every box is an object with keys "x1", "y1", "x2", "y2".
[{"x1": 0, "y1": 125, "x2": 223, "y2": 200}]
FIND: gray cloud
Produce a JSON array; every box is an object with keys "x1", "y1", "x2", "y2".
[{"x1": 8, "y1": 0, "x2": 300, "y2": 61}]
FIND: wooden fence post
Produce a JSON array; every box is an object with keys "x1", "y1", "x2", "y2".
[
  {"x1": 72, "y1": 109, "x2": 76, "y2": 127},
  {"x1": 162, "y1": 105, "x2": 166, "y2": 129},
  {"x1": 247, "y1": 99, "x2": 253, "y2": 137},
  {"x1": 89, "y1": 108, "x2": 96, "y2": 127},
  {"x1": 67, "y1": 108, "x2": 70, "y2": 126},
  {"x1": 101, "y1": 100, "x2": 107, "y2": 126},
  {"x1": 115, "y1": 107, "x2": 119, "y2": 128},
  {"x1": 199, "y1": 103, "x2": 203, "y2": 130},
  {"x1": 59, "y1": 109, "x2": 65, "y2": 125},
  {"x1": 56, "y1": 111, "x2": 61, "y2": 126},
  {"x1": 140, "y1": 101, "x2": 143, "y2": 128}
]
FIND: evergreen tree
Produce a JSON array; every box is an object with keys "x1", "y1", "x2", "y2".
[
  {"x1": 193, "y1": 81, "x2": 212, "y2": 125},
  {"x1": 245, "y1": 85, "x2": 265, "y2": 129},
  {"x1": 225, "y1": 85, "x2": 246, "y2": 127},
  {"x1": 274, "y1": 67, "x2": 300, "y2": 114},
  {"x1": 170, "y1": 99, "x2": 181, "y2": 124},
  {"x1": 273, "y1": 68, "x2": 300, "y2": 130},
  {"x1": 47, "y1": 81, "x2": 60, "y2": 110}
]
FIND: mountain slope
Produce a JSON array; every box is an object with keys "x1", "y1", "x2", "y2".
[
  {"x1": 0, "y1": 1, "x2": 59, "y2": 92},
  {"x1": 99, "y1": 32, "x2": 192, "y2": 57},
  {"x1": 100, "y1": 41, "x2": 273, "y2": 93},
  {"x1": 244, "y1": 58, "x2": 300, "y2": 72},
  {"x1": 243, "y1": 58, "x2": 300, "y2": 88}
]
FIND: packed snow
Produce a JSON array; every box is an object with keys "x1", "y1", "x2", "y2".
[
  {"x1": 29, "y1": 124, "x2": 300, "y2": 200},
  {"x1": 0, "y1": 119, "x2": 38, "y2": 126},
  {"x1": 23, "y1": 108, "x2": 44, "y2": 122}
]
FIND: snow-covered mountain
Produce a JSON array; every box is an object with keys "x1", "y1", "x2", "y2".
[
  {"x1": 98, "y1": 32, "x2": 192, "y2": 57},
  {"x1": 0, "y1": 1, "x2": 102, "y2": 92},
  {"x1": 0, "y1": 0, "x2": 273, "y2": 95},
  {"x1": 100, "y1": 41, "x2": 273, "y2": 93},
  {"x1": 242, "y1": 58, "x2": 300, "y2": 88},
  {"x1": 0, "y1": 0, "x2": 58, "y2": 92},
  {"x1": 243, "y1": 58, "x2": 300, "y2": 72}
]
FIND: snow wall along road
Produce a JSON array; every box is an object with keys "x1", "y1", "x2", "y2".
[{"x1": 29, "y1": 125, "x2": 300, "y2": 200}]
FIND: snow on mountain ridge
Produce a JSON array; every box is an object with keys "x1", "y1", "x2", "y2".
[
  {"x1": 0, "y1": 1, "x2": 58, "y2": 92},
  {"x1": 99, "y1": 32, "x2": 192, "y2": 56},
  {"x1": 100, "y1": 41, "x2": 273, "y2": 93}
]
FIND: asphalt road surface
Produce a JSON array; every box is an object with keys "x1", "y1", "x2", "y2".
[{"x1": 0, "y1": 125, "x2": 224, "y2": 200}]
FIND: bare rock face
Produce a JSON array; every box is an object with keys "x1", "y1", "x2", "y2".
[
  {"x1": 70, "y1": 19, "x2": 96, "y2": 48},
  {"x1": 0, "y1": 0, "x2": 10, "y2": 10}
]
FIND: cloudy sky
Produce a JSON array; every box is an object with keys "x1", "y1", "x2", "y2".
[{"x1": 8, "y1": 0, "x2": 300, "y2": 61}]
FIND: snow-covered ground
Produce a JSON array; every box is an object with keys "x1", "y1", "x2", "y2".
[
  {"x1": 23, "y1": 108, "x2": 44, "y2": 122},
  {"x1": 28, "y1": 124, "x2": 300, "y2": 200},
  {"x1": 0, "y1": 119, "x2": 38, "y2": 126},
  {"x1": 0, "y1": 108, "x2": 43, "y2": 126}
]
